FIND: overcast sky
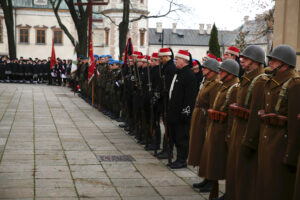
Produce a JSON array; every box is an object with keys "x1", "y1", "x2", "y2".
[{"x1": 148, "y1": 0, "x2": 274, "y2": 30}]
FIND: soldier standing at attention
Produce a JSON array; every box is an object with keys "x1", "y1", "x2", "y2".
[
  {"x1": 156, "y1": 48, "x2": 176, "y2": 159},
  {"x1": 198, "y1": 59, "x2": 239, "y2": 199},
  {"x1": 225, "y1": 45, "x2": 267, "y2": 200},
  {"x1": 188, "y1": 58, "x2": 221, "y2": 191},
  {"x1": 223, "y1": 46, "x2": 244, "y2": 78},
  {"x1": 167, "y1": 50, "x2": 197, "y2": 169},
  {"x1": 147, "y1": 52, "x2": 162, "y2": 152},
  {"x1": 256, "y1": 45, "x2": 300, "y2": 200}
]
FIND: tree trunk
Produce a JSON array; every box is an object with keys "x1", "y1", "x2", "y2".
[
  {"x1": 77, "y1": 23, "x2": 88, "y2": 57},
  {"x1": 119, "y1": 0, "x2": 130, "y2": 60},
  {"x1": 1, "y1": 0, "x2": 16, "y2": 58}
]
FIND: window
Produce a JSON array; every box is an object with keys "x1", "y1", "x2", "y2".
[
  {"x1": 20, "y1": 28, "x2": 29, "y2": 43},
  {"x1": 36, "y1": 29, "x2": 46, "y2": 44},
  {"x1": 0, "y1": 19, "x2": 3, "y2": 43},
  {"x1": 105, "y1": 28, "x2": 109, "y2": 46},
  {"x1": 54, "y1": 30, "x2": 63, "y2": 44}
]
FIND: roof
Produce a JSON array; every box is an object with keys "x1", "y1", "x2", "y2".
[{"x1": 148, "y1": 28, "x2": 237, "y2": 46}]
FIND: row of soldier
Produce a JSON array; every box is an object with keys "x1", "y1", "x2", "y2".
[
  {"x1": 73, "y1": 44, "x2": 300, "y2": 200},
  {"x1": 0, "y1": 56, "x2": 72, "y2": 85}
]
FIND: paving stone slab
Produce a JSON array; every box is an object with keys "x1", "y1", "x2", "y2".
[
  {"x1": 36, "y1": 187, "x2": 77, "y2": 198},
  {"x1": 0, "y1": 188, "x2": 34, "y2": 199},
  {"x1": 36, "y1": 178, "x2": 74, "y2": 188},
  {"x1": 117, "y1": 186, "x2": 159, "y2": 197}
]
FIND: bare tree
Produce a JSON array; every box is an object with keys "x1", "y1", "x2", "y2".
[
  {"x1": 0, "y1": 0, "x2": 16, "y2": 58},
  {"x1": 98, "y1": 0, "x2": 189, "y2": 59},
  {"x1": 50, "y1": 0, "x2": 89, "y2": 56}
]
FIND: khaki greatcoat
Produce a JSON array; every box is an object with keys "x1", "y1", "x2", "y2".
[
  {"x1": 257, "y1": 68, "x2": 300, "y2": 200},
  {"x1": 226, "y1": 67, "x2": 267, "y2": 200},
  {"x1": 198, "y1": 77, "x2": 239, "y2": 180},
  {"x1": 187, "y1": 74, "x2": 221, "y2": 166}
]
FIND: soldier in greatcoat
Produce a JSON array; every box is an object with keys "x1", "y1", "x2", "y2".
[
  {"x1": 198, "y1": 59, "x2": 239, "y2": 198},
  {"x1": 188, "y1": 58, "x2": 221, "y2": 190},
  {"x1": 225, "y1": 45, "x2": 267, "y2": 200},
  {"x1": 256, "y1": 44, "x2": 300, "y2": 200}
]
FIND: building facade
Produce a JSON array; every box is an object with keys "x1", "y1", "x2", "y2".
[{"x1": 0, "y1": 0, "x2": 149, "y2": 59}]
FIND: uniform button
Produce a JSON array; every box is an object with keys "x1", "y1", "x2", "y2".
[
  {"x1": 285, "y1": 154, "x2": 289, "y2": 157},
  {"x1": 266, "y1": 104, "x2": 269, "y2": 107},
  {"x1": 227, "y1": 135, "x2": 230, "y2": 138},
  {"x1": 267, "y1": 92, "x2": 270, "y2": 95},
  {"x1": 264, "y1": 135, "x2": 267, "y2": 139},
  {"x1": 249, "y1": 138, "x2": 253, "y2": 142},
  {"x1": 284, "y1": 134, "x2": 288, "y2": 139}
]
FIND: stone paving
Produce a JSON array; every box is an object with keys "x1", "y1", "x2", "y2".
[{"x1": 0, "y1": 83, "x2": 225, "y2": 200}]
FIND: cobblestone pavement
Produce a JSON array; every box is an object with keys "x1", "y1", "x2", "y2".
[{"x1": 0, "y1": 83, "x2": 225, "y2": 200}]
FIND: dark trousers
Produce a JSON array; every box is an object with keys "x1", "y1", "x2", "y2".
[{"x1": 169, "y1": 122, "x2": 190, "y2": 162}]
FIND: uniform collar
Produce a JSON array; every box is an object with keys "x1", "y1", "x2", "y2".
[
  {"x1": 222, "y1": 77, "x2": 239, "y2": 89},
  {"x1": 240, "y1": 67, "x2": 264, "y2": 86},
  {"x1": 269, "y1": 68, "x2": 297, "y2": 89}
]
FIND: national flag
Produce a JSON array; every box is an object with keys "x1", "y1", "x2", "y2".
[
  {"x1": 50, "y1": 38, "x2": 56, "y2": 69},
  {"x1": 71, "y1": 48, "x2": 77, "y2": 74},
  {"x1": 88, "y1": 38, "x2": 95, "y2": 84}
]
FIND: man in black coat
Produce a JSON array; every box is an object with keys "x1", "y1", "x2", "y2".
[
  {"x1": 167, "y1": 50, "x2": 197, "y2": 169},
  {"x1": 156, "y1": 48, "x2": 176, "y2": 159}
]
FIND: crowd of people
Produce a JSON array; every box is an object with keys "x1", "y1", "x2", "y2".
[
  {"x1": 1, "y1": 43, "x2": 299, "y2": 200},
  {"x1": 72, "y1": 44, "x2": 299, "y2": 200},
  {"x1": 0, "y1": 56, "x2": 72, "y2": 86}
]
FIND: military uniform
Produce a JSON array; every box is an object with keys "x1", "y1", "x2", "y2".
[
  {"x1": 199, "y1": 77, "x2": 239, "y2": 180},
  {"x1": 256, "y1": 68, "x2": 300, "y2": 200},
  {"x1": 226, "y1": 67, "x2": 267, "y2": 200},
  {"x1": 188, "y1": 74, "x2": 220, "y2": 166}
]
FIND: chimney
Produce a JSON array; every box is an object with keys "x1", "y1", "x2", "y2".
[
  {"x1": 156, "y1": 22, "x2": 162, "y2": 33},
  {"x1": 199, "y1": 24, "x2": 205, "y2": 34},
  {"x1": 172, "y1": 23, "x2": 177, "y2": 34},
  {"x1": 244, "y1": 16, "x2": 249, "y2": 24},
  {"x1": 206, "y1": 24, "x2": 212, "y2": 34}
]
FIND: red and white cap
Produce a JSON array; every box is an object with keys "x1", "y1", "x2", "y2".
[
  {"x1": 142, "y1": 55, "x2": 151, "y2": 62},
  {"x1": 217, "y1": 58, "x2": 222, "y2": 62},
  {"x1": 128, "y1": 56, "x2": 133, "y2": 61},
  {"x1": 175, "y1": 50, "x2": 190, "y2": 61},
  {"x1": 158, "y1": 48, "x2": 172, "y2": 57},
  {"x1": 151, "y1": 52, "x2": 159, "y2": 60},
  {"x1": 226, "y1": 46, "x2": 240, "y2": 56},
  {"x1": 191, "y1": 60, "x2": 200, "y2": 70},
  {"x1": 133, "y1": 51, "x2": 142, "y2": 57},
  {"x1": 137, "y1": 55, "x2": 144, "y2": 62},
  {"x1": 207, "y1": 53, "x2": 217, "y2": 59}
]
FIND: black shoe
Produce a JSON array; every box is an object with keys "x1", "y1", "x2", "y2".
[
  {"x1": 193, "y1": 179, "x2": 209, "y2": 189},
  {"x1": 199, "y1": 181, "x2": 213, "y2": 193},
  {"x1": 128, "y1": 131, "x2": 135, "y2": 136},
  {"x1": 116, "y1": 118, "x2": 124, "y2": 122},
  {"x1": 169, "y1": 160, "x2": 187, "y2": 169},
  {"x1": 119, "y1": 123, "x2": 128, "y2": 128},
  {"x1": 156, "y1": 151, "x2": 170, "y2": 159},
  {"x1": 212, "y1": 194, "x2": 225, "y2": 200},
  {"x1": 144, "y1": 144, "x2": 156, "y2": 151},
  {"x1": 124, "y1": 127, "x2": 130, "y2": 132}
]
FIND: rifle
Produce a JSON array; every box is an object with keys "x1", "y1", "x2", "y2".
[
  {"x1": 146, "y1": 57, "x2": 157, "y2": 155},
  {"x1": 159, "y1": 61, "x2": 172, "y2": 165}
]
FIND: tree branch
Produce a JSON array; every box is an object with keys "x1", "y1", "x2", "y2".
[{"x1": 50, "y1": 0, "x2": 77, "y2": 47}]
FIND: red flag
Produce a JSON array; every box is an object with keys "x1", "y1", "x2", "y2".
[
  {"x1": 124, "y1": 37, "x2": 133, "y2": 69},
  {"x1": 50, "y1": 38, "x2": 56, "y2": 69},
  {"x1": 88, "y1": 38, "x2": 95, "y2": 84}
]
